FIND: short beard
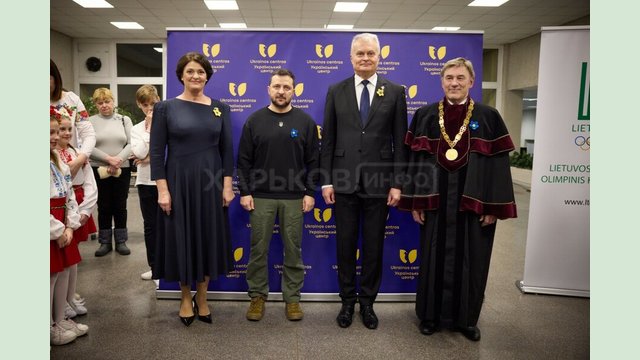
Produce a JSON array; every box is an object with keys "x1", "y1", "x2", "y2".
[{"x1": 270, "y1": 97, "x2": 291, "y2": 109}]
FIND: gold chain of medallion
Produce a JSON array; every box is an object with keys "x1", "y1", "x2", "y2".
[{"x1": 438, "y1": 99, "x2": 474, "y2": 161}]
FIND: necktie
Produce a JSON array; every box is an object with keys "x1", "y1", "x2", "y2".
[{"x1": 360, "y1": 79, "x2": 370, "y2": 126}]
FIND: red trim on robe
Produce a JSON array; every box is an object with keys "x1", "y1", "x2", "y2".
[
  {"x1": 469, "y1": 134, "x2": 515, "y2": 156},
  {"x1": 405, "y1": 131, "x2": 438, "y2": 153},
  {"x1": 406, "y1": 133, "x2": 514, "y2": 156},
  {"x1": 398, "y1": 194, "x2": 439, "y2": 212},
  {"x1": 460, "y1": 195, "x2": 518, "y2": 220}
]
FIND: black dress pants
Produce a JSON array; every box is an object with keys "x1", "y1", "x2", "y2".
[
  {"x1": 92, "y1": 167, "x2": 131, "y2": 230},
  {"x1": 334, "y1": 192, "x2": 388, "y2": 306},
  {"x1": 137, "y1": 184, "x2": 158, "y2": 268}
]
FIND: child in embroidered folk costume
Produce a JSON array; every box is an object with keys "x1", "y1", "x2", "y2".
[
  {"x1": 50, "y1": 107, "x2": 89, "y2": 346},
  {"x1": 56, "y1": 110, "x2": 98, "y2": 318}
]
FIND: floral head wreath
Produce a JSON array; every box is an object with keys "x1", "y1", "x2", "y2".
[{"x1": 50, "y1": 105, "x2": 72, "y2": 123}]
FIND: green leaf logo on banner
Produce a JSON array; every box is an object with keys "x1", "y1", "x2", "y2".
[{"x1": 578, "y1": 62, "x2": 590, "y2": 120}]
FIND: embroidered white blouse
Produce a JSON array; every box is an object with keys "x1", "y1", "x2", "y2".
[
  {"x1": 50, "y1": 156, "x2": 81, "y2": 240},
  {"x1": 57, "y1": 147, "x2": 98, "y2": 217}
]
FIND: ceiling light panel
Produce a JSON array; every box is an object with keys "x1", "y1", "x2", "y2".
[
  {"x1": 326, "y1": 24, "x2": 354, "y2": 29},
  {"x1": 432, "y1": 26, "x2": 461, "y2": 31},
  {"x1": 111, "y1": 22, "x2": 144, "y2": 29},
  {"x1": 73, "y1": 0, "x2": 113, "y2": 8},
  {"x1": 220, "y1": 23, "x2": 247, "y2": 28},
  {"x1": 204, "y1": 1, "x2": 239, "y2": 10},
  {"x1": 334, "y1": 2, "x2": 368, "y2": 13},
  {"x1": 468, "y1": 0, "x2": 510, "y2": 7}
]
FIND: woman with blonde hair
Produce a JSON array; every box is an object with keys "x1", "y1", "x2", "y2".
[{"x1": 88, "y1": 88, "x2": 133, "y2": 257}]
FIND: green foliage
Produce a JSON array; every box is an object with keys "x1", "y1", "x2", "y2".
[
  {"x1": 510, "y1": 151, "x2": 533, "y2": 169},
  {"x1": 82, "y1": 96, "x2": 98, "y2": 116},
  {"x1": 82, "y1": 96, "x2": 141, "y2": 125}
]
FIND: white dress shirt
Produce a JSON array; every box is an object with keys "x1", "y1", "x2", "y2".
[{"x1": 354, "y1": 73, "x2": 377, "y2": 109}]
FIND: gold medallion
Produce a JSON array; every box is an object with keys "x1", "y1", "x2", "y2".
[
  {"x1": 445, "y1": 148, "x2": 458, "y2": 161},
  {"x1": 438, "y1": 99, "x2": 474, "y2": 162}
]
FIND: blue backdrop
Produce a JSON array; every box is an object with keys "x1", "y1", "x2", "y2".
[{"x1": 160, "y1": 29, "x2": 483, "y2": 299}]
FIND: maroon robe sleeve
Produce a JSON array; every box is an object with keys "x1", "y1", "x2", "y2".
[
  {"x1": 461, "y1": 103, "x2": 517, "y2": 219},
  {"x1": 398, "y1": 104, "x2": 440, "y2": 211}
]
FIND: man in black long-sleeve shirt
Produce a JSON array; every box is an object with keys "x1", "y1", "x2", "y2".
[{"x1": 237, "y1": 69, "x2": 319, "y2": 322}]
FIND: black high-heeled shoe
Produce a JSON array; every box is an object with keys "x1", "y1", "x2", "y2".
[
  {"x1": 193, "y1": 294, "x2": 212, "y2": 324},
  {"x1": 179, "y1": 314, "x2": 195, "y2": 327},
  {"x1": 179, "y1": 298, "x2": 195, "y2": 327}
]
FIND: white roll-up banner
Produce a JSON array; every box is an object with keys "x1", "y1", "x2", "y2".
[{"x1": 519, "y1": 26, "x2": 590, "y2": 297}]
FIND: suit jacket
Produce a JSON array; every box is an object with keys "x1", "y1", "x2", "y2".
[{"x1": 320, "y1": 74, "x2": 408, "y2": 196}]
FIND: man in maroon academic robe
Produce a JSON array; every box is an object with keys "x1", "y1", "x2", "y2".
[{"x1": 399, "y1": 57, "x2": 517, "y2": 341}]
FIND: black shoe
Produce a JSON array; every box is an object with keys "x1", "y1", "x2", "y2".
[
  {"x1": 179, "y1": 314, "x2": 195, "y2": 327},
  {"x1": 115, "y1": 242, "x2": 131, "y2": 255},
  {"x1": 360, "y1": 304, "x2": 378, "y2": 330},
  {"x1": 94, "y1": 243, "x2": 112, "y2": 257},
  {"x1": 193, "y1": 295, "x2": 212, "y2": 324},
  {"x1": 336, "y1": 304, "x2": 354, "y2": 328},
  {"x1": 457, "y1": 326, "x2": 481, "y2": 341},
  {"x1": 179, "y1": 299, "x2": 195, "y2": 327},
  {"x1": 419, "y1": 320, "x2": 438, "y2": 335}
]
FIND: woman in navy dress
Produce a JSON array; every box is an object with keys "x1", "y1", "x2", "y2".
[{"x1": 150, "y1": 52, "x2": 235, "y2": 326}]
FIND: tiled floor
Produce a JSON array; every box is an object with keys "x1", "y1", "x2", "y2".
[{"x1": 50, "y1": 185, "x2": 589, "y2": 359}]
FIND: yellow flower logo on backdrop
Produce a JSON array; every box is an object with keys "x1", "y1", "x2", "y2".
[
  {"x1": 202, "y1": 43, "x2": 221, "y2": 58},
  {"x1": 259, "y1": 43, "x2": 277, "y2": 58},
  {"x1": 294, "y1": 83, "x2": 304, "y2": 97},
  {"x1": 315, "y1": 44, "x2": 334, "y2": 58},
  {"x1": 428, "y1": 46, "x2": 446, "y2": 60},
  {"x1": 313, "y1": 208, "x2": 332, "y2": 223},
  {"x1": 229, "y1": 82, "x2": 247, "y2": 96},
  {"x1": 234, "y1": 248, "x2": 244, "y2": 262},
  {"x1": 380, "y1": 45, "x2": 390, "y2": 59},
  {"x1": 400, "y1": 249, "x2": 418, "y2": 264},
  {"x1": 407, "y1": 85, "x2": 418, "y2": 99}
]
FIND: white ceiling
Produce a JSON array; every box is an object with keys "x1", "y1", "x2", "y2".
[{"x1": 51, "y1": 0, "x2": 589, "y2": 46}]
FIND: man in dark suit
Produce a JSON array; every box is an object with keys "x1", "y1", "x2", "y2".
[{"x1": 320, "y1": 32, "x2": 408, "y2": 330}]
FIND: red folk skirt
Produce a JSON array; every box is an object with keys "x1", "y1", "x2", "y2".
[
  {"x1": 50, "y1": 197, "x2": 81, "y2": 274},
  {"x1": 72, "y1": 185, "x2": 96, "y2": 243}
]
